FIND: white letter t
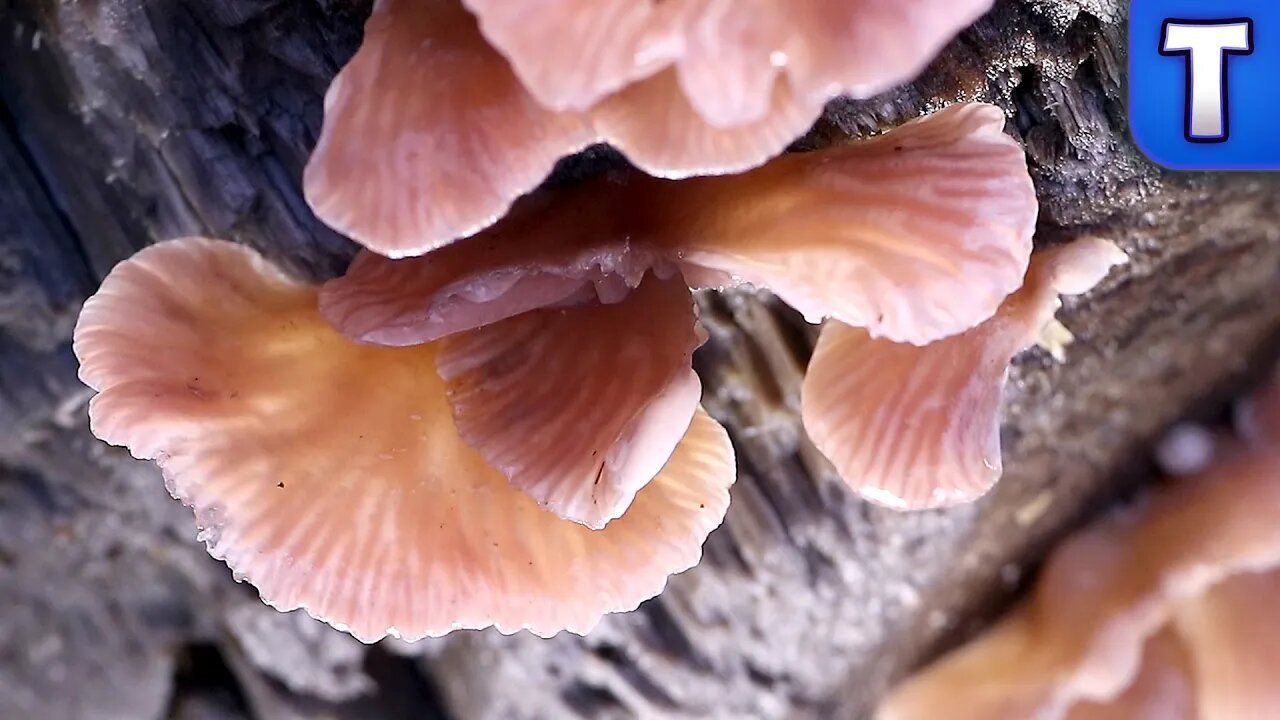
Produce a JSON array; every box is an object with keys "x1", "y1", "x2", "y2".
[{"x1": 1160, "y1": 19, "x2": 1253, "y2": 142}]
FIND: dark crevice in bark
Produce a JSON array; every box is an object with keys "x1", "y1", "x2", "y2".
[
  {"x1": 168, "y1": 644, "x2": 255, "y2": 720},
  {"x1": 0, "y1": 97, "x2": 94, "y2": 283},
  {"x1": 561, "y1": 682, "x2": 626, "y2": 718},
  {"x1": 361, "y1": 648, "x2": 453, "y2": 720}
]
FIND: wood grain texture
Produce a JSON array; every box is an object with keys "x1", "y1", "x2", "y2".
[{"x1": 2, "y1": 0, "x2": 1279, "y2": 718}]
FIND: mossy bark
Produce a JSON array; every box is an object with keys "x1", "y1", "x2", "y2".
[{"x1": 1, "y1": 0, "x2": 1278, "y2": 717}]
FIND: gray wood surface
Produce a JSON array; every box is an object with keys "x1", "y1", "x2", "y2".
[{"x1": 2, "y1": 0, "x2": 1278, "y2": 717}]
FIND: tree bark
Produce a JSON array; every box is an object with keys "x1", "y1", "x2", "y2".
[{"x1": 1, "y1": 0, "x2": 1278, "y2": 718}]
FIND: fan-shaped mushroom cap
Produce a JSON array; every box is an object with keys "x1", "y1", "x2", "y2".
[
  {"x1": 73, "y1": 238, "x2": 735, "y2": 641},
  {"x1": 800, "y1": 238, "x2": 1125, "y2": 510},
  {"x1": 663, "y1": 102, "x2": 1038, "y2": 345},
  {"x1": 876, "y1": 441, "x2": 1280, "y2": 720},
  {"x1": 303, "y1": 0, "x2": 594, "y2": 258},
  {"x1": 462, "y1": 0, "x2": 996, "y2": 127}
]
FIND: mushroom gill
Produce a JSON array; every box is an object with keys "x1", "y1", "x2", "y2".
[
  {"x1": 73, "y1": 238, "x2": 735, "y2": 641},
  {"x1": 876, "y1": 395, "x2": 1280, "y2": 719},
  {"x1": 800, "y1": 238, "x2": 1127, "y2": 510},
  {"x1": 436, "y1": 274, "x2": 705, "y2": 529},
  {"x1": 304, "y1": 0, "x2": 1000, "y2": 258}
]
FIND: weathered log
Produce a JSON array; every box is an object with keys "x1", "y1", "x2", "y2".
[{"x1": 1, "y1": 0, "x2": 1279, "y2": 718}]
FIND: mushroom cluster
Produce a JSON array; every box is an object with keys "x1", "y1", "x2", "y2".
[
  {"x1": 72, "y1": 0, "x2": 1122, "y2": 641},
  {"x1": 877, "y1": 371, "x2": 1280, "y2": 720}
]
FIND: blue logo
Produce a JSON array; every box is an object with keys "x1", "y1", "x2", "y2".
[{"x1": 1130, "y1": 1, "x2": 1280, "y2": 169}]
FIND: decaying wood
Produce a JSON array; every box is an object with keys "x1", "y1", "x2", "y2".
[{"x1": 1, "y1": 0, "x2": 1279, "y2": 717}]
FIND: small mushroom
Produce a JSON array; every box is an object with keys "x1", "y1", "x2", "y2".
[
  {"x1": 318, "y1": 177, "x2": 707, "y2": 528},
  {"x1": 73, "y1": 238, "x2": 735, "y2": 641},
  {"x1": 801, "y1": 238, "x2": 1127, "y2": 510}
]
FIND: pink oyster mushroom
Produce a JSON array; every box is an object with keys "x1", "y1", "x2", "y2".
[
  {"x1": 802, "y1": 238, "x2": 1128, "y2": 509},
  {"x1": 73, "y1": 238, "x2": 736, "y2": 641}
]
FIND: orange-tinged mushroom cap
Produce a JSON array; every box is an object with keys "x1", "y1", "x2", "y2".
[
  {"x1": 876, "y1": 442, "x2": 1280, "y2": 720},
  {"x1": 318, "y1": 179, "x2": 663, "y2": 347},
  {"x1": 800, "y1": 238, "x2": 1125, "y2": 511},
  {"x1": 73, "y1": 238, "x2": 735, "y2": 640},
  {"x1": 437, "y1": 274, "x2": 705, "y2": 529},
  {"x1": 303, "y1": 0, "x2": 593, "y2": 258},
  {"x1": 662, "y1": 103, "x2": 1038, "y2": 345}
]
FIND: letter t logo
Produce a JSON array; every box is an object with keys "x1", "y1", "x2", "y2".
[{"x1": 1160, "y1": 19, "x2": 1254, "y2": 143}]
